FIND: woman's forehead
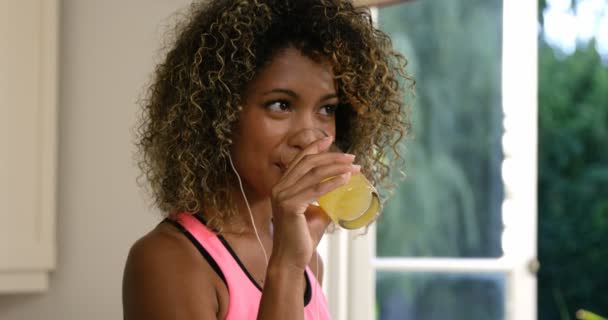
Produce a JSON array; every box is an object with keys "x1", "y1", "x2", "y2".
[{"x1": 247, "y1": 47, "x2": 336, "y2": 94}]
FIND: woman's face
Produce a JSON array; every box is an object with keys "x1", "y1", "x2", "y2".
[{"x1": 230, "y1": 46, "x2": 339, "y2": 199}]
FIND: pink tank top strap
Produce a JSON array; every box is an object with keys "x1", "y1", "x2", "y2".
[
  {"x1": 174, "y1": 213, "x2": 261, "y2": 319},
  {"x1": 171, "y1": 212, "x2": 332, "y2": 320},
  {"x1": 304, "y1": 266, "x2": 333, "y2": 320}
]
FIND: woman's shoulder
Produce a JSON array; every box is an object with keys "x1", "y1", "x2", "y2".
[
  {"x1": 126, "y1": 222, "x2": 194, "y2": 272},
  {"x1": 122, "y1": 221, "x2": 228, "y2": 319}
]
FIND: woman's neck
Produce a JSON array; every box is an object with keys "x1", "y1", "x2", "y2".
[{"x1": 224, "y1": 188, "x2": 273, "y2": 236}]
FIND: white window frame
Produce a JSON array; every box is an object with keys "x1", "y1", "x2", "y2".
[{"x1": 320, "y1": 1, "x2": 538, "y2": 319}]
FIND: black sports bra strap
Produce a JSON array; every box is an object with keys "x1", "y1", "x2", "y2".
[{"x1": 163, "y1": 218, "x2": 228, "y2": 287}]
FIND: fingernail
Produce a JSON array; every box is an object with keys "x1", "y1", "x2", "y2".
[
  {"x1": 344, "y1": 153, "x2": 356, "y2": 160},
  {"x1": 352, "y1": 164, "x2": 361, "y2": 172},
  {"x1": 341, "y1": 172, "x2": 352, "y2": 179}
]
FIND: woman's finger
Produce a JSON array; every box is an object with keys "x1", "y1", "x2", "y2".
[
  {"x1": 278, "y1": 152, "x2": 355, "y2": 190},
  {"x1": 280, "y1": 162, "x2": 360, "y2": 199},
  {"x1": 282, "y1": 135, "x2": 334, "y2": 177},
  {"x1": 280, "y1": 171, "x2": 353, "y2": 211},
  {"x1": 303, "y1": 205, "x2": 332, "y2": 246}
]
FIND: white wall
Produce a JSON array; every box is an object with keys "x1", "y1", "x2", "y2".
[{"x1": 0, "y1": 0, "x2": 189, "y2": 318}]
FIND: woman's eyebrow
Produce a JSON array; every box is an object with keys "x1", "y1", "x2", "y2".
[
  {"x1": 319, "y1": 93, "x2": 338, "y2": 102},
  {"x1": 261, "y1": 88, "x2": 297, "y2": 97},
  {"x1": 262, "y1": 89, "x2": 338, "y2": 102}
]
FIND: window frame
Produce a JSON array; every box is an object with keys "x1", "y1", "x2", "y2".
[{"x1": 320, "y1": 1, "x2": 539, "y2": 319}]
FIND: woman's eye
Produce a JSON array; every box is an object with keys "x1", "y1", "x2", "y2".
[
  {"x1": 265, "y1": 100, "x2": 291, "y2": 112},
  {"x1": 320, "y1": 104, "x2": 338, "y2": 116}
]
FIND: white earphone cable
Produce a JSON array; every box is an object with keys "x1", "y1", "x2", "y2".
[{"x1": 228, "y1": 154, "x2": 269, "y2": 265}]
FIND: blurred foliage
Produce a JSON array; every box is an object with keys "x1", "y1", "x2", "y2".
[
  {"x1": 376, "y1": 0, "x2": 504, "y2": 319},
  {"x1": 538, "y1": 39, "x2": 608, "y2": 319},
  {"x1": 539, "y1": 0, "x2": 547, "y2": 24},
  {"x1": 375, "y1": 0, "x2": 608, "y2": 319},
  {"x1": 537, "y1": 1, "x2": 608, "y2": 319},
  {"x1": 577, "y1": 310, "x2": 608, "y2": 320},
  {"x1": 377, "y1": 0, "x2": 503, "y2": 259}
]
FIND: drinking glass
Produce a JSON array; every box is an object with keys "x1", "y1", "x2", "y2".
[{"x1": 281, "y1": 129, "x2": 380, "y2": 229}]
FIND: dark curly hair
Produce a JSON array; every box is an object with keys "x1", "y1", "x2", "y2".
[{"x1": 137, "y1": 0, "x2": 414, "y2": 232}]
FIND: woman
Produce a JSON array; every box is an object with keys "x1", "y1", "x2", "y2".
[{"x1": 123, "y1": 0, "x2": 411, "y2": 319}]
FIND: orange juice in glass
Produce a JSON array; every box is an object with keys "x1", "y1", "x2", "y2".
[{"x1": 283, "y1": 128, "x2": 380, "y2": 229}]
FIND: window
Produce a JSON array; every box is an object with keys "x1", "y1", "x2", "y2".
[{"x1": 320, "y1": 1, "x2": 538, "y2": 319}]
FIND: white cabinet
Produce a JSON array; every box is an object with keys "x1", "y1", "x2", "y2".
[{"x1": 0, "y1": 0, "x2": 58, "y2": 293}]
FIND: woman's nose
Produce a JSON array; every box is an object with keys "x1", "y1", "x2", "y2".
[{"x1": 287, "y1": 128, "x2": 329, "y2": 150}]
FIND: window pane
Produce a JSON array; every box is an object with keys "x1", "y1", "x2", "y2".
[
  {"x1": 376, "y1": 0, "x2": 504, "y2": 257},
  {"x1": 376, "y1": 272, "x2": 506, "y2": 320}
]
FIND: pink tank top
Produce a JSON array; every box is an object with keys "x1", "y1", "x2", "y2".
[{"x1": 169, "y1": 212, "x2": 332, "y2": 320}]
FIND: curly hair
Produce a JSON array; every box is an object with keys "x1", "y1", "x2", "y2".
[{"x1": 137, "y1": 0, "x2": 414, "y2": 232}]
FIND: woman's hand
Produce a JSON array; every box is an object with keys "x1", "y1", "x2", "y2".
[{"x1": 269, "y1": 135, "x2": 360, "y2": 270}]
